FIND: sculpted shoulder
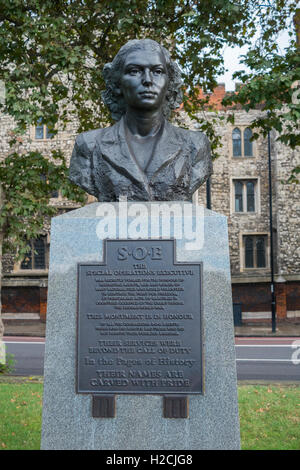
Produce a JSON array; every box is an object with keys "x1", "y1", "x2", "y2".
[
  {"x1": 173, "y1": 125, "x2": 210, "y2": 153},
  {"x1": 69, "y1": 124, "x2": 119, "y2": 198},
  {"x1": 172, "y1": 125, "x2": 212, "y2": 195},
  {"x1": 74, "y1": 128, "x2": 104, "y2": 155},
  {"x1": 69, "y1": 128, "x2": 102, "y2": 197}
]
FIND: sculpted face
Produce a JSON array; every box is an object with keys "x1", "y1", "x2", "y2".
[{"x1": 119, "y1": 47, "x2": 169, "y2": 112}]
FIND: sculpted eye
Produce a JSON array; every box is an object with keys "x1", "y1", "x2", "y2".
[{"x1": 128, "y1": 68, "x2": 141, "y2": 75}]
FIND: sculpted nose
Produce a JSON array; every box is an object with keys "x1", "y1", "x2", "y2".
[{"x1": 142, "y1": 69, "x2": 153, "y2": 85}]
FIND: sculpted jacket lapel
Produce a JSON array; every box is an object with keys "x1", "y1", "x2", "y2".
[
  {"x1": 98, "y1": 118, "x2": 148, "y2": 189},
  {"x1": 146, "y1": 120, "x2": 185, "y2": 182},
  {"x1": 96, "y1": 117, "x2": 187, "y2": 199}
]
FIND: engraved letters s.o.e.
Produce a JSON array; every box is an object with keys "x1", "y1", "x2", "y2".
[{"x1": 117, "y1": 245, "x2": 162, "y2": 261}]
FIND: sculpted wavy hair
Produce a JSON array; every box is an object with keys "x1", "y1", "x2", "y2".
[{"x1": 102, "y1": 39, "x2": 183, "y2": 121}]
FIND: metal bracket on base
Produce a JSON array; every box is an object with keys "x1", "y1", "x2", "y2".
[
  {"x1": 92, "y1": 395, "x2": 115, "y2": 418},
  {"x1": 163, "y1": 395, "x2": 189, "y2": 418}
]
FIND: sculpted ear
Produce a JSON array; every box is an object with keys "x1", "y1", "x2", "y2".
[
  {"x1": 102, "y1": 62, "x2": 112, "y2": 82},
  {"x1": 103, "y1": 62, "x2": 122, "y2": 96}
]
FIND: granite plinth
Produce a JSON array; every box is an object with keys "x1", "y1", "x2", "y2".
[{"x1": 41, "y1": 202, "x2": 240, "y2": 450}]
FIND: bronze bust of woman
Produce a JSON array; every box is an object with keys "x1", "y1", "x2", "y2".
[{"x1": 69, "y1": 39, "x2": 212, "y2": 201}]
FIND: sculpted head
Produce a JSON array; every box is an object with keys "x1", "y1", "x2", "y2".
[{"x1": 102, "y1": 39, "x2": 183, "y2": 121}]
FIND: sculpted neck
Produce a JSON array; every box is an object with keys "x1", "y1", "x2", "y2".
[{"x1": 124, "y1": 109, "x2": 164, "y2": 138}]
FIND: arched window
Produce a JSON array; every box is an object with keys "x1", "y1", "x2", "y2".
[
  {"x1": 232, "y1": 128, "x2": 241, "y2": 157},
  {"x1": 244, "y1": 127, "x2": 253, "y2": 156}
]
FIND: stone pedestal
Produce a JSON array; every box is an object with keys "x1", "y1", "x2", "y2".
[{"x1": 41, "y1": 202, "x2": 240, "y2": 450}]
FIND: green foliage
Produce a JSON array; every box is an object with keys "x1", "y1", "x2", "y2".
[
  {"x1": 0, "y1": 150, "x2": 85, "y2": 257},
  {"x1": 0, "y1": 353, "x2": 16, "y2": 374},
  {"x1": 221, "y1": 4, "x2": 299, "y2": 160},
  {"x1": 286, "y1": 165, "x2": 300, "y2": 184},
  {"x1": 0, "y1": 0, "x2": 255, "y2": 136},
  {"x1": 222, "y1": 46, "x2": 300, "y2": 149}
]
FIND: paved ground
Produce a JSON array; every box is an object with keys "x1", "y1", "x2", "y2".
[
  {"x1": 235, "y1": 322, "x2": 300, "y2": 337},
  {"x1": 3, "y1": 320, "x2": 46, "y2": 337},
  {"x1": 3, "y1": 319, "x2": 300, "y2": 337}
]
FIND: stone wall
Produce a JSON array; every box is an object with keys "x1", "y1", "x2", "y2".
[
  {"x1": 273, "y1": 139, "x2": 300, "y2": 276},
  {"x1": 188, "y1": 109, "x2": 274, "y2": 278},
  {"x1": 186, "y1": 99, "x2": 300, "y2": 320}
]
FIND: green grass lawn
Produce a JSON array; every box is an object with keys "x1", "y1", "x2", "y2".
[
  {"x1": 0, "y1": 377, "x2": 299, "y2": 450},
  {"x1": 0, "y1": 377, "x2": 43, "y2": 450},
  {"x1": 238, "y1": 383, "x2": 300, "y2": 450}
]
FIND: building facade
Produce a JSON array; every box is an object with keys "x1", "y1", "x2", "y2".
[
  {"x1": 1, "y1": 84, "x2": 300, "y2": 327},
  {"x1": 194, "y1": 85, "x2": 300, "y2": 323}
]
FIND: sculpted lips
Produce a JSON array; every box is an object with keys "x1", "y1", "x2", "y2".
[{"x1": 139, "y1": 91, "x2": 157, "y2": 98}]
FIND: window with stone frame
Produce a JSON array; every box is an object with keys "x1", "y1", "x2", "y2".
[
  {"x1": 20, "y1": 236, "x2": 48, "y2": 270},
  {"x1": 233, "y1": 179, "x2": 257, "y2": 213},
  {"x1": 39, "y1": 173, "x2": 60, "y2": 199},
  {"x1": 243, "y1": 235, "x2": 268, "y2": 269},
  {"x1": 35, "y1": 118, "x2": 54, "y2": 140},
  {"x1": 232, "y1": 127, "x2": 253, "y2": 157},
  {"x1": 50, "y1": 189, "x2": 60, "y2": 198}
]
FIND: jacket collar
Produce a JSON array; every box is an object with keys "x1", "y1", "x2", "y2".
[{"x1": 97, "y1": 117, "x2": 184, "y2": 187}]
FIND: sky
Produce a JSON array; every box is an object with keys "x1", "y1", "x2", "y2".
[{"x1": 218, "y1": 29, "x2": 292, "y2": 91}]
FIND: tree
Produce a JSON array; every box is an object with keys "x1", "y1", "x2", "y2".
[
  {"x1": 1, "y1": 0, "x2": 292, "y2": 156},
  {"x1": 0, "y1": 0, "x2": 298, "y2": 155},
  {"x1": 222, "y1": 6, "x2": 300, "y2": 177},
  {"x1": 0, "y1": 150, "x2": 85, "y2": 341}
]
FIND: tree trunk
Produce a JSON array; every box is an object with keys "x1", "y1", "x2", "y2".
[
  {"x1": 294, "y1": 9, "x2": 300, "y2": 47},
  {"x1": 0, "y1": 183, "x2": 4, "y2": 340}
]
